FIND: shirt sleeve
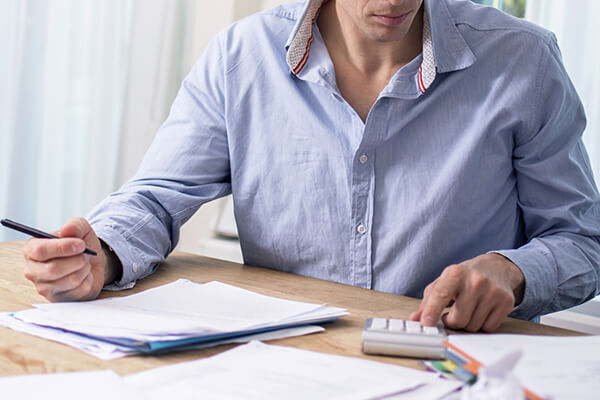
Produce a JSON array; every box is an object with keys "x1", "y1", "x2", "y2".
[
  {"x1": 87, "y1": 34, "x2": 231, "y2": 289},
  {"x1": 496, "y1": 35, "x2": 600, "y2": 320}
]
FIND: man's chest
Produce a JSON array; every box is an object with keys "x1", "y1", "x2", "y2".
[{"x1": 333, "y1": 67, "x2": 400, "y2": 123}]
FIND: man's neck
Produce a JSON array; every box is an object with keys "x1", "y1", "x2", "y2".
[
  {"x1": 316, "y1": 0, "x2": 424, "y2": 122},
  {"x1": 318, "y1": 1, "x2": 424, "y2": 77}
]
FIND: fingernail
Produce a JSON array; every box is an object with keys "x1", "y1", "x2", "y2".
[
  {"x1": 72, "y1": 242, "x2": 84, "y2": 253},
  {"x1": 423, "y1": 315, "x2": 434, "y2": 324}
]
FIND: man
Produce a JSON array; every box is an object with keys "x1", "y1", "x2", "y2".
[{"x1": 22, "y1": 0, "x2": 600, "y2": 332}]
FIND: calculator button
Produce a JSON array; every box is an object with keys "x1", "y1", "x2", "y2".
[
  {"x1": 422, "y1": 326, "x2": 441, "y2": 335},
  {"x1": 404, "y1": 320, "x2": 422, "y2": 333},
  {"x1": 370, "y1": 318, "x2": 388, "y2": 330},
  {"x1": 362, "y1": 318, "x2": 448, "y2": 359},
  {"x1": 388, "y1": 319, "x2": 405, "y2": 331}
]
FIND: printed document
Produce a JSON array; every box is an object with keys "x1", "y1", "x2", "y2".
[{"x1": 449, "y1": 334, "x2": 600, "y2": 400}]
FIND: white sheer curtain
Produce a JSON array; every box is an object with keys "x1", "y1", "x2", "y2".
[
  {"x1": 0, "y1": 0, "x2": 133, "y2": 240},
  {"x1": 0, "y1": 0, "x2": 200, "y2": 242},
  {"x1": 0, "y1": 0, "x2": 285, "y2": 250},
  {"x1": 526, "y1": 0, "x2": 600, "y2": 186}
]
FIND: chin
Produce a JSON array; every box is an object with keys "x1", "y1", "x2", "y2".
[{"x1": 366, "y1": 27, "x2": 412, "y2": 43}]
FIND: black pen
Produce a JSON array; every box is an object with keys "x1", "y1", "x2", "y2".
[{"x1": 0, "y1": 218, "x2": 97, "y2": 256}]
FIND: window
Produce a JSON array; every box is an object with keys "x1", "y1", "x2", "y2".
[{"x1": 471, "y1": 0, "x2": 527, "y2": 18}]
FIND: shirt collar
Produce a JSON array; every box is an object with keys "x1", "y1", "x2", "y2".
[
  {"x1": 285, "y1": 0, "x2": 475, "y2": 94},
  {"x1": 285, "y1": 0, "x2": 327, "y2": 76},
  {"x1": 424, "y1": 0, "x2": 475, "y2": 73}
]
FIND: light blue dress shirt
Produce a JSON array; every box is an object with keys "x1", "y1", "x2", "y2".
[{"x1": 89, "y1": 0, "x2": 600, "y2": 320}]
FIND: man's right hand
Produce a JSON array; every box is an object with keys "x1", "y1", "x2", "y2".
[{"x1": 22, "y1": 218, "x2": 119, "y2": 302}]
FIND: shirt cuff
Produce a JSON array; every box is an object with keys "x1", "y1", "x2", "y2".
[
  {"x1": 93, "y1": 225, "x2": 150, "y2": 291},
  {"x1": 492, "y1": 239, "x2": 558, "y2": 320}
]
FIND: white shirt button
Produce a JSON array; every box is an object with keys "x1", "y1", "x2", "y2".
[
  {"x1": 359, "y1": 154, "x2": 368, "y2": 164},
  {"x1": 357, "y1": 224, "x2": 367, "y2": 234}
]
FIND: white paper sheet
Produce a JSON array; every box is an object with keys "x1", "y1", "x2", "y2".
[
  {"x1": 11, "y1": 280, "x2": 347, "y2": 345},
  {"x1": 0, "y1": 312, "x2": 325, "y2": 360},
  {"x1": 0, "y1": 312, "x2": 133, "y2": 359},
  {"x1": 0, "y1": 342, "x2": 460, "y2": 399},
  {"x1": 385, "y1": 380, "x2": 462, "y2": 400},
  {"x1": 0, "y1": 370, "x2": 143, "y2": 400},
  {"x1": 126, "y1": 341, "x2": 461, "y2": 400},
  {"x1": 449, "y1": 334, "x2": 600, "y2": 400}
]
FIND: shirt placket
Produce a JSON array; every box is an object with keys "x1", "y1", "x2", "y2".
[
  {"x1": 349, "y1": 105, "x2": 383, "y2": 289},
  {"x1": 350, "y1": 150, "x2": 375, "y2": 288}
]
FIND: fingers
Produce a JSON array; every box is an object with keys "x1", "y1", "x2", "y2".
[
  {"x1": 21, "y1": 218, "x2": 91, "y2": 262},
  {"x1": 28, "y1": 260, "x2": 92, "y2": 302},
  {"x1": 21, "y1": 218, "x2": 105, "y2": 303},
  {"x1": 40, "y1": 273, "x2": 95, "y2": 302},
  {"x1": 481, "y1": 292, "x2": 514, "y2": 332},
  {"x1": 24, "y1": 254, "x2": 91, "y2": 283},
  {"x1": 23, "y1": 237, "x2": 86, "y2": 262},
  {"x1": 411, "y1": 255, "x2": 519, "y2": 332},
  {"x1": 52, "y1": 274, "x2": 96, "y2": 302},
  {"x1": 444, "y1": 294, "x2": 513, "y2": 333},
  {"x1": 409, "y1": 281, "x2": 435, "y2": 321},
  {"x1": 59, "y1": 217, "x2": 94, "y2": 241},
  {"x1": 409, "y1": 309, "x2": 423, "y2": 321},
  {"x1": 417, "y1": 265, "x2": 464, "y2": 326},
  {"x1": 59, "y1": 218, "x2": 101, "y2": 259},
  {"x1": 443, "y1": 300, "x2": 488, "y2": 332},
  {"x1": 443, "y1": 268, "x2": 489, "y2": 330},
  {"x1": 444, "y1": 291, "x2": 480, "y2": 330}
]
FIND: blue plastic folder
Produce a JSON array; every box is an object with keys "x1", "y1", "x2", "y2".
[{"x1": 109, "y1": 318, "x2": 339, "y2": 353}]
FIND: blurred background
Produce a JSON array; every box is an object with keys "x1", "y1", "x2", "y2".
[
  {"x1": 1, "y1": 1, "x2": 599, "y2": 330},
  {"x1": 0, "y1": 0, "x2": 293, "y2": 259}
]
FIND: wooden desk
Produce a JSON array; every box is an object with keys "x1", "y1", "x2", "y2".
[{"x1": 0, "y1": 241, "x2": 577, "y2": 377}]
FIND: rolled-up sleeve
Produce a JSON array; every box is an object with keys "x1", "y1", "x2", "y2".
[
  {"x1": 497, "y1": 35, "x2": 600, "y2": 319},
  {"x1": 88, "y1": 34, "x2": 231, "y2": 289}
]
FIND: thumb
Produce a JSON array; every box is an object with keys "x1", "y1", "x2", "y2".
[{"x1": 59, "y1": 217, "x2": 93, "y2": 240}]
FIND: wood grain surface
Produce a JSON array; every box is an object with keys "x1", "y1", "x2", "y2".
[{"x1": 0, "y1": 241, "x2": 579, "y2": 377}]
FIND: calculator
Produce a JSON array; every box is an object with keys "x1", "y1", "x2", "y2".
[{"x1": 361, "y1": 318, "x2": 447, "y2": 359}]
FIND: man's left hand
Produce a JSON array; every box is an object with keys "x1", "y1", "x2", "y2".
[{"x1": 409, "y1": 253, "x2": 525, "y2": 332}]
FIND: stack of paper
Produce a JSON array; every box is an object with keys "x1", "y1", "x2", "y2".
[
  {"x1": 0, "y1": 341, "x2": 463, "y2": 400},
  {"x1": 0, "y1": 311, "x2": 325, "y2": 359},
  {"x1": 0, "y1": 279, "x2": 347, "y2": 358}
]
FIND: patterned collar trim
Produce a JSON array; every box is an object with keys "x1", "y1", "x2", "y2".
[
  {"x1": 286, "y1": 0, "x2": 437, "y2": 93},
  {"x1": 286, "y1": 0, "x2": 328, "y2": 75},
  {"x1": 417, "y1": 9, "x2": 435, "y2": 93}
]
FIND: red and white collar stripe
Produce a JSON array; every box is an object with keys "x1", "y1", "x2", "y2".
[
  {"x1": 287, "y1": 0, "x2": 436, "y2": 94},
  {"x1": 286, "y1": 0, "x2": 328, "y2": 75},
  {"x1": 418, "y1": 9, "x2": 436, "y2": 94}
]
